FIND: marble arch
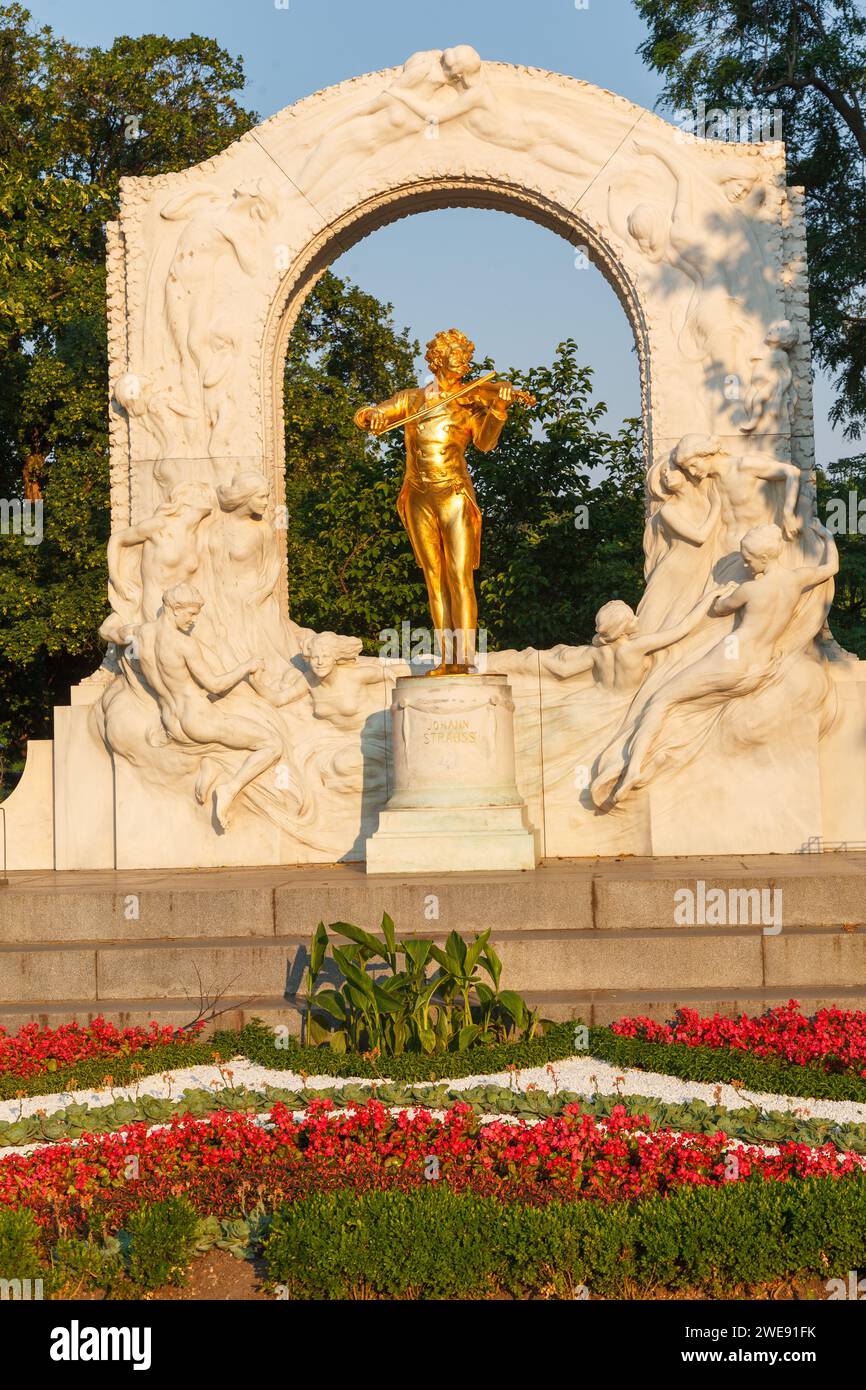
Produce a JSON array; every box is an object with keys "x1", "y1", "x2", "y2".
[
  {"x1": 106, "y1": 53, "x2": 813, "y2": 537},
  {"x1": 8, "y1": 48, "x2": 866, "y2": 875}
]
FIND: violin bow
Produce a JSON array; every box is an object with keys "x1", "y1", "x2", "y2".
[{"x1": 371, "y1": 371, "x2": 500, "y2": 435}]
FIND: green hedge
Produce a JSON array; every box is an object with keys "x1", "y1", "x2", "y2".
[
  {"x1": 264, "y1": 1178, "x2": 866, "y2": 1299},
  {"x1": 586, "y1": 1029, "x2": 866, "y2": 1104},
  {"x1": 6, "y1": 1179, "x2": 866, "y2": 1299},
  {"x1": 5, "y1": 1018, "x2": 866, "y2": 1104},
  {"x1": 231, "y1": 1019, "x2": 866, "y2": 1096},
  {"x1": 0, "y1": 1038, "x2": 227, "y2": 1101},
  {"x1": 0, "y1": 1020, "x2": 581, "y2": 1099},
  {"x1": 220, "y1": 1018, "x2": 581, "y2": 1081}
]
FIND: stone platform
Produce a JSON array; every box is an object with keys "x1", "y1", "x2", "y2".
[{"x1": 1, "y1": 854, "x2": 865, "y2": 1033}]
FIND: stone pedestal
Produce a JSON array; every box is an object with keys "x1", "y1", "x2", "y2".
[{"x1": 366, "y1": 673, "x2": 539, "y2": 874}]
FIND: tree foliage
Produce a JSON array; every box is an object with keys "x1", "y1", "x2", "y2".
[
  {"x1": 632, "y1": 0, "x2": 866, "y2": 436},
  {"x1": 472, "y1": 350, "x2": 645, "y2": 650},
  {"x1": 816, "y1": 452, "x2": 866, "y2": 654},
  {"x1": 0, "y1": 3, "x2": 256, "y2": 746},
  {"x1": 282, "y1": 273, "x2": 427, "y2": 644}
]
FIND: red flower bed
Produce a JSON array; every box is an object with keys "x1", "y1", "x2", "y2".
[
  {"x1": 611, "y1": 1000, "x2": 866, "y2": 1077},
  {"x1": 2, "y1": 1100, "x2": 863, "y2": 1241},
  {"x1": 0, "y1": 1017, "x2": 203, "y2": 1078}
]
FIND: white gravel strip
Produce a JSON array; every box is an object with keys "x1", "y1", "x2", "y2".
[
  {"x1": 0, "y1": 1061, "x2": 256, "y2": 1125},
  {"x1": 3, "y1": 1052, "x2": 866, "y2": 1129},
  {"x1": 489, "y1": 1055, "x2": 866, "y2": 1129}
]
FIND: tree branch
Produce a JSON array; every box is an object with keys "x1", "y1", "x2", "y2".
[{"x1": 755, "y1": 74, "x2": 866, "y2": 156}]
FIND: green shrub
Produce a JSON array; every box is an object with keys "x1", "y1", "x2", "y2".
[
  {"x1": 0, "y1": 1207, "x2": 41, "y2": 1283},
  {"x1": 265, "y1": 1189, "x2": 498, "y2": 1299},
  {"x1": 126, "y1": 1196, "x2": 200, "y2": 1289},
  {"x1": 52, "y1": 1236, "x2": 124, "y2": 1295},
  {"x1": 264, "y1": 1178, "x2": 866, "y2": 1298}
]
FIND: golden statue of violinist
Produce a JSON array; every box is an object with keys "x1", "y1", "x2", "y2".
[{"x1": 354, "y1": 327, "x2": 534, "y2": 673}]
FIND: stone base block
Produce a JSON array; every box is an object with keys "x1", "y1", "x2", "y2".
[
  {"x1": 366, "y1": 805, "x2": 540, "y2": 874},
  {"x1": 366, "y1": 671, "x2": 539, "y2": 873}
]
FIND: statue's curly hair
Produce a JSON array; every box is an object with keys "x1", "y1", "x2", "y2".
[
  {"x1": 741, "y1": 523, "x2": 783, "y2": 563},
  {"x1": 425, "y1": 327, "x2": 474, "y2": 373},
  {"x1": 162, "y1": 582, "x2": 204, "y2": 613},
  {"x1": 216, "y1": 469, "x2": 269, "y2": 513},
  {"x1": 593, "y1": 600, "x2": 637, "y2": 645}
]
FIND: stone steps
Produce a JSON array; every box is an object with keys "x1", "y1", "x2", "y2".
[{"x1": 0, "y1": 855, "x2": 864, "y2": 1032}]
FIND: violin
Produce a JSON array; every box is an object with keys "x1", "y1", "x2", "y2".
[
  {"x1": 361, "y1": 372, "x2": 537, "y2": 436},
  {"x1": 458, "y1": 378, "x2": 537, "y2": 410}
]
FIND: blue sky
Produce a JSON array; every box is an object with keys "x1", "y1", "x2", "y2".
[{"x1": 26, "y1": 0, "x2": 853, "y2": 462}]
